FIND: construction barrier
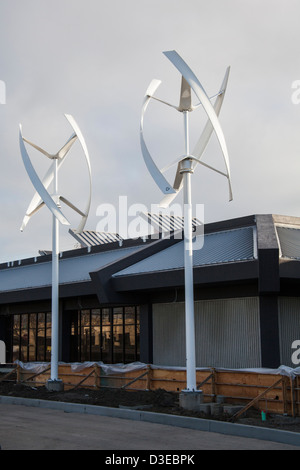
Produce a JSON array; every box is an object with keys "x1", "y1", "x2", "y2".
[{"x1": 2, "y1": 361, "x2": 300, "y2": 418}]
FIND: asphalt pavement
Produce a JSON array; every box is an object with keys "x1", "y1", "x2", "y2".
[{"x1": 0, "y1": 402, "x2": 299, "y2": 451}]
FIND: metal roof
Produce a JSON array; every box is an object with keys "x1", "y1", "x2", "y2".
[
  {"x1": 0, "y1": 224, "x2": 257, "y2": 293},
  {"x1": 0, "y1": 246, "x2": 139, "y2": 293},
  {"x1": 114, "y1": 226, "x2": 256, "y2": 277},
  {"x1": 276, "y1": 226, "x2": 300, "y2": 259}
]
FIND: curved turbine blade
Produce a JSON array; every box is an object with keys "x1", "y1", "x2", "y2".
[
  {"x1": 163, "y1": 51, "x2": 232, "y2": 201},
  {"x1": 159, "y1": 192, "x2": 179, "y2": 209},
  {"x1": 20, "y1": 202, "x2": 45, "y2": 231},
  {"x1": 57, "y1": 133, "x2": 77, "y2": 159},
  {"x1": 169, "y1": 66, "x2": 232, "y2": 204},
  {"x1": 64, "y1": 114, "x2": 92, "y2": 232},
  {"x1": 19, "y1": 125, "x2": 70, "y2": 230},
  {"x1": 192, "y1": 66, "x2": 230, "y2": 162},
  {"x1": 146, "y1": 78, "x2": 162, "y2": 97},
  {"x1": 159, "y1": 157, "x2": 184, "y2": 208},
  {"x1": 140, "y1": 80, "x2": 176, "y2": 195},
  {"x1": 159, "y1": 166, "x2": 183, "y2": 208},
  {"x1": 160, "y1": 67, "x2": 232, "y2": 208},
  {"x1": 21, "y1": 136, "x2": 75, "y2": 231}
]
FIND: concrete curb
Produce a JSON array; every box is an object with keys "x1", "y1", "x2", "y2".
[{"x1": 1, "y1": 395, "x2": 300, "y2": 447}]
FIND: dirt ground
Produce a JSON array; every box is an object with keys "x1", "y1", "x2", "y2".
[{"x1": 1, "y1": 377, "x2": 300, "y2": 434}]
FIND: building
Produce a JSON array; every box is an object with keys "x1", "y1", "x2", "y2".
[{"x1": 1, "y1": 213, "x2": 300, "y2": 370}]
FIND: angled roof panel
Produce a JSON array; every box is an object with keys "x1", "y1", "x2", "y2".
[
  {"x1": 114, "y1": 226, "x2": 256, "y2": 277},
  {"x1": 276, "y1": 226, "x2": 300, "y2": 259},
  {"x1": 0, "y1": 245, "x2": 139, "y2": 293}
]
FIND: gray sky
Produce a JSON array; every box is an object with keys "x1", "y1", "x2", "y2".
[{"x1": 0, "y1": 0, "x2": 300, "y2": 263}]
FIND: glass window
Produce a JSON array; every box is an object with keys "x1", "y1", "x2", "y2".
[
  {"x1": 12, "y1": 315, "x2": 20, "y2": 363},
  {"x1": 11, "y1": 306, "x2": 140, "y2": 365},
  {"x1": 12, "y1": 312, "x2": 51, "y2": 363},
  {"x1": 28, "y1": 314, "x2": 37, "y2": 362},
  {"x1": 101, "y1": 308, "x2": 111, "y2": 363},
  {"x1": 20, "y1": 314, "x2": 28, "y2": 362},
  {"x1": 91, "y1": 309, "x2": 101, "y2": 361},
  {"x1": 113, "y1": 308, "x2": 124, "y2": 363},
  {"x1": 124, "y1": 307, "x2": 137, "y2": 363},
  {"x1": 75, "y1": 306, "x2": 140, "y2": 364},
  {"x1": 46, "y1": 313, "x2": 52, "y2": 362},
  {"x1": 80, "y1": 310, "x2": 90, "y2": 362},
  {"x1": 37, "y1": 313, "x2": 46, "y2": 361}
]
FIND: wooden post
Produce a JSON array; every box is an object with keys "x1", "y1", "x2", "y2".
[
  {"x1": 211, "y1": 368, "x2": 216, "y2": 401},
  {"x1": 94, "y1": 364, "x2": 100, "y2": 389},
  {"x1": 16, "y1": 363, "x2": 21, "y2": 383},
  {"x1": 282, "y1": 376, "x2": 288, "y2": 415},
  {"x1": 146, "y1": 364, "x2": 152, "y2": 391},
  {"x1": 290, "y1": 376, "x2": 295, "y2": 418}
]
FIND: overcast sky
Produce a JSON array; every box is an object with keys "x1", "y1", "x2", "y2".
[{"x1": 0, "y1": 0, "x2": 300, "y2": 263}]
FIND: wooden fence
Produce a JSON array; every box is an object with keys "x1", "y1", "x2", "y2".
[{"x1": 1, "y1": 363, "x2": 300, "y2": 418}]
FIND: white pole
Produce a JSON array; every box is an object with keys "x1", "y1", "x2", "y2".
[
  {"x1": 182, "y1": 111, "x2": 197, "y2": 391},
  {"x1": 50, "y1": 158, "x2": 59, "y2": 381}
]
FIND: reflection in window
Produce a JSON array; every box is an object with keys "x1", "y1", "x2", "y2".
[
  {"x1": 125, "y1": 307, "x2": 139, "y2": 364},
  {"x1": 37, "y1": 313, "x2": 45, "y2": 361},
  {"x1": 12, "y1": 312, "x2": 51, "y2": 363},
  {"x1": 11, "y1": 306, "x2": 140, "y2": 365},
  {"x1": 75, "y1": 307, "x2": 140, "y2": 364},
  {"x1": 28, "y1": 314, "x2": 36, "y2": 362},
  {"x1": 91, "y1": 309, "x2": 101, "y2": 362},
  {"x1": 113, "y1": 308, "x2": 124, "y2": 363},
  {"x1": 46, "y1": 313, "x2": 51, "y2": 362},
  {"x1": 101, "y1": 308, "x2": 111, "y2": 364},
  {"x1": 12, "y1": 315, "x2": 20, "y2": 363}
]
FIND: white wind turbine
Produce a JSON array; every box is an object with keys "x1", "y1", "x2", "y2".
[
  {"x1": 140, "y1": 50, "x2": 233, "y2": 393},
  {"x1": 19, "y1": 114, "x2": 92, "y2": 389}
]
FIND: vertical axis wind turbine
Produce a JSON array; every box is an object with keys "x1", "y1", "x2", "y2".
[
  {"x1": 20, "y1": 114, "x2": 92, "y2": 389},
  {"x1": 140, "y1": 51, "x2": 232, "y2": 392}
]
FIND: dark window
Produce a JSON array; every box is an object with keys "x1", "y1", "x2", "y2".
[
  {"x1": 75, "y1": 307, "x2": 140, "y2": 364},
  {"x1": 11, "y1": 312, "x2": 51, "y2": 363},
  {"x1": 10, "y1": 306, "x2": 140, "y2": 365},
  {"x1": 101, "y1": 308, "x2": 111, "y2": 363}
]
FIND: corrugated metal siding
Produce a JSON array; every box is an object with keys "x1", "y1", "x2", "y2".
[
  {"x1": 153, "y1": 297, "x2": 261, "y2": 368},
  {"x1": 115, "y1": 226, "x2": 255, "y2": 277},
  {"x1": 153, "y1": 303, "x2": 186, "y2": 367},
  {"x1": 276, "y1": 226, "x2": 300, "y2": 259},
  {"x1": 194, "y1": 298, "x2": 261, "y2": 368},
  {"x1": 278, "y1": 297, "x2": 300, "y2": 366},
  {"x1": 0, "y1": 246, "x2": 139, "y2": 292}
]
